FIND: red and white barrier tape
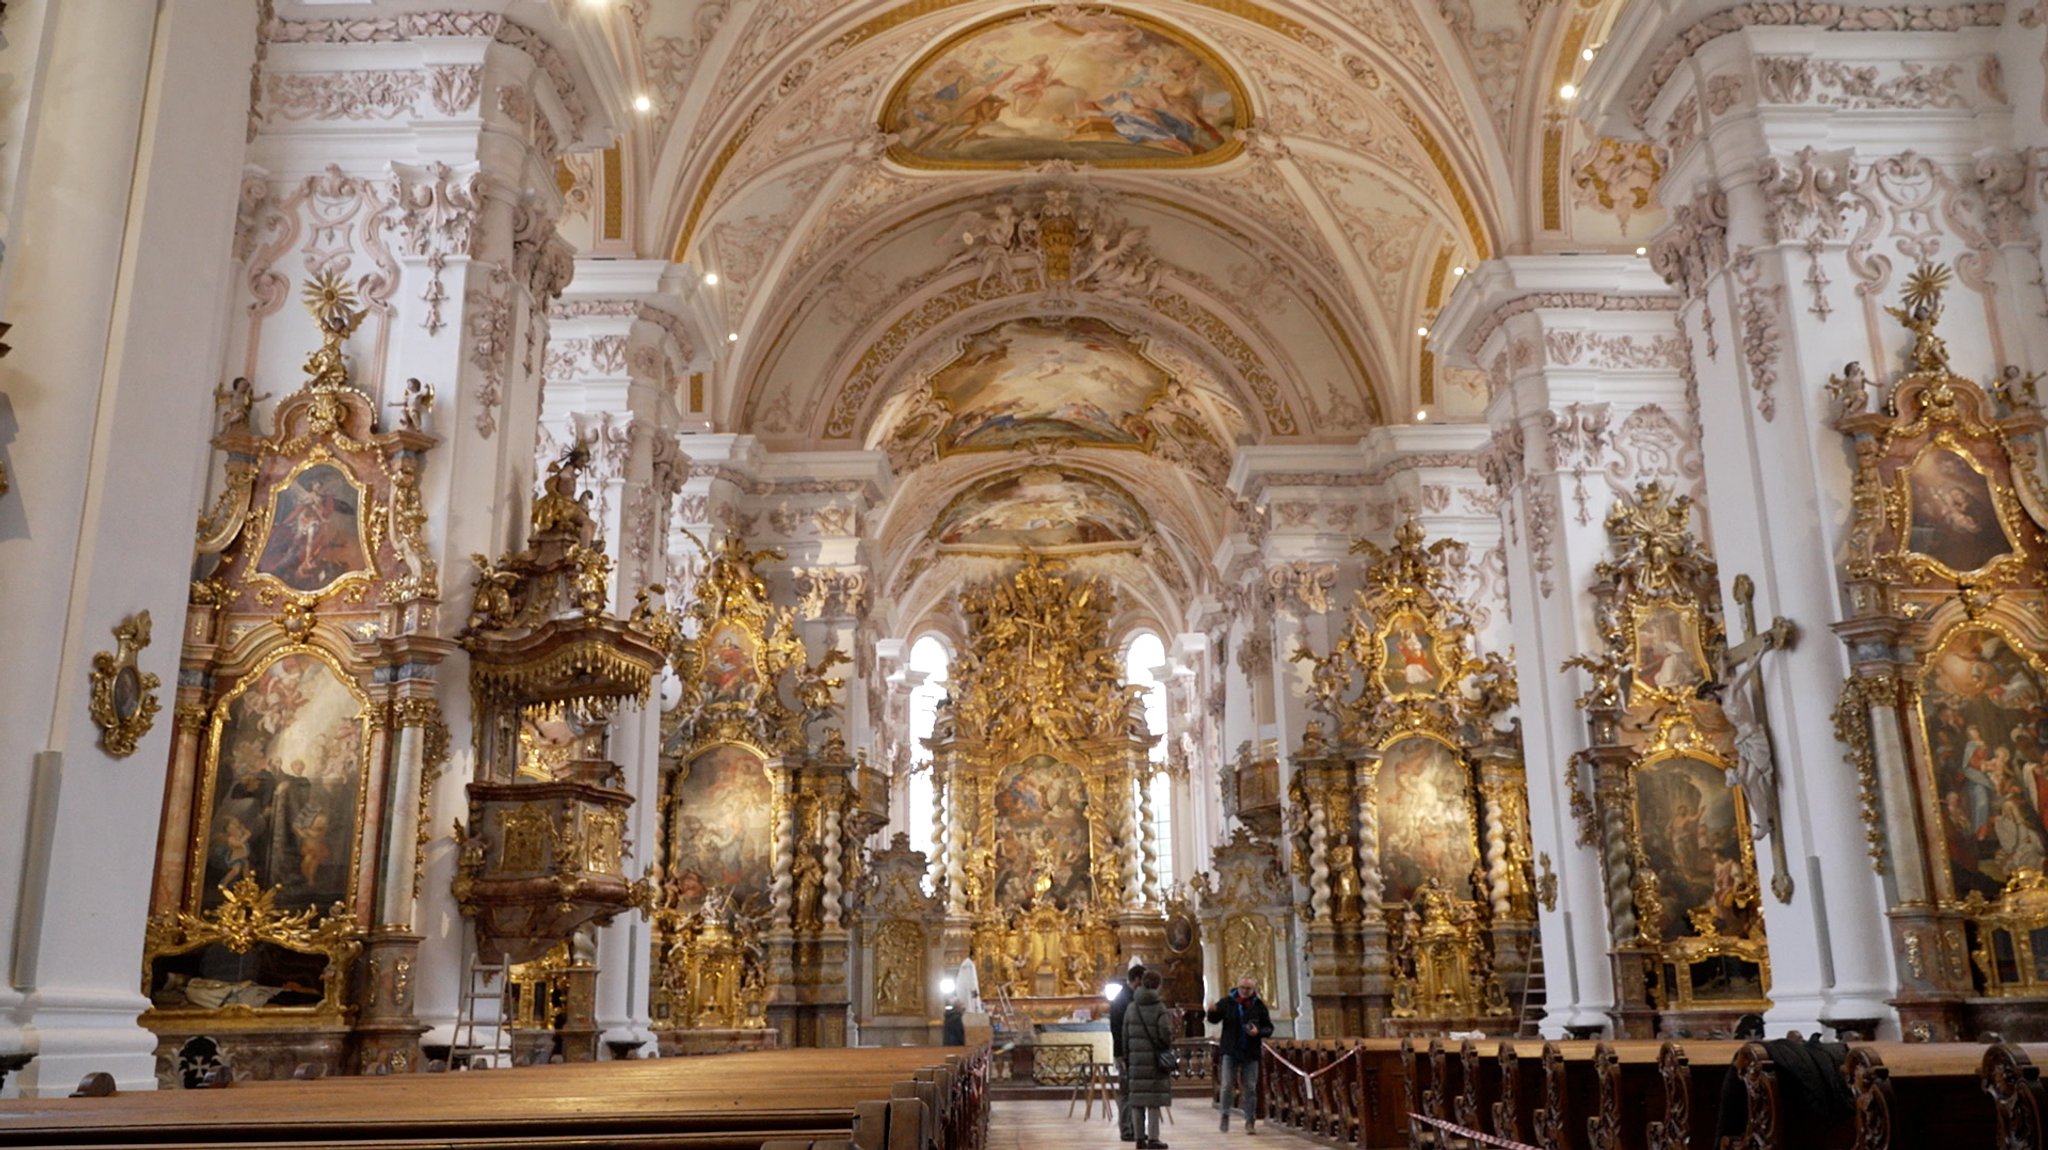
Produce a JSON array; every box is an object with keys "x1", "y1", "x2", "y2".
[{"x1": 1407, "y1": 1112, "x2": 1542, "y2": 1150}]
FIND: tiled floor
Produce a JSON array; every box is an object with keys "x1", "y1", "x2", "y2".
[{"x1": 988, "y1": 1098, "x2": 1326, "y2": 1149}]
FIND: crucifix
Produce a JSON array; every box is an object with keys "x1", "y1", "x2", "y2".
[{"x1": 1719, "y1": 574, "x2": 1798, "y2": 903}]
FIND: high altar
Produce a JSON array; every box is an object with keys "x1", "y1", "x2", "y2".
[{"x1": 924, "y1": 558, "x2": 1168, "y2": 1019}]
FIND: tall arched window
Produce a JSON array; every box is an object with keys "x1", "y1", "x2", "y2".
[
  {"x1": 904, "y1": 635, "x2": 950, "y2": 866},
  {"x1": 1123, "y1": 631, "x2": 1175, "y2": 889}
]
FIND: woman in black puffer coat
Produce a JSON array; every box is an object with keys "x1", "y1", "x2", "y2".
[{"x1": 1123, "y1": 971, "x2": 1177, "y2": 1150}]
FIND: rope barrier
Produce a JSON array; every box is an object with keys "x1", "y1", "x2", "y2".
[
  {"x1": 1262, "y1": 1044, "x2": 1359, "y2": 1106},
  {"x1": 1407, "y1": 1111, "x2": 1543, "y2": 1150}
]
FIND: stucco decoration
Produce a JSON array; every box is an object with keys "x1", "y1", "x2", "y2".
[{"x1": 882, "y1": 8, "x2": 1247, "y2": 168}]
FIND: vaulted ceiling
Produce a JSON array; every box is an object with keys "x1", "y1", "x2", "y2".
[{"x1": 563, "y1": 0, "x2": 1656, "y2": 629}]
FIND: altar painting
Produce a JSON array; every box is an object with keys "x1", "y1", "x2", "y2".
[
  {"x1": 1904, "y1": 444, "x2": 2014, "y2": 577},
  {"x1": 1921, "y1": 627, "x2": 2048, "y2": 899},
  {"x1": 667, "y1": 746, "x2": 774, "y2": 907},
  {"x1": 1380, "y1": 611, "x2": 1449, "y2": 698},
  {"x1": 932, "y1": 318, "x2": 1167, "y2": 453},
  {"x1": 992, "y1": 756, "x2": 1092, "y2": 909},
  {"x1": 1630, "y1": 602, "x2": 1710, "y2": 701},
  {"x1": 934, "y1": 467, "x2": 1147, "y2": 550},
  {"x1": 253, "y1": 461, "x2": 372, "y2": 595},
  {"x1": 1633, "y1": 755, "x2": 1756, "y2": 940},
  {"x1": 1377, "y1": 736, "x2": 1479, "y2": 903},
  {"x1": 704, "y1": 624, "x2": 763, "y2": 706},
  {"x1": 200, "y1": 651, "x2": 367, "y2": 910},
  {"x1": 884, "y1": 9, "x2": 1245, "y2": 167}
]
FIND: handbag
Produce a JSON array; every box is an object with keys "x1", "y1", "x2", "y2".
[{"x1": 1154, "y1": 1019, "x2": 1180, "y2": 1073}]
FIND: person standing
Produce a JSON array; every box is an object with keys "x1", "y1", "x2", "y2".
[
  {"x1": 941, "y1": 998, "x2": 966, "y2": 1047},
  {"x1": 1207, "y1": 976, "x2": 1273, "y2": 1133},
  {"x1": 1123, "y1": 971, "x2": 1176, "y2": 1150},
  {"x1": 1109, "y1": 963, "x2": 1144, "y2": 1141}
]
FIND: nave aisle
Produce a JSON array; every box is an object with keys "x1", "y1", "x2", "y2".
[{"x1": 988, "y1": 1099, "x2": 1325, "y2": 1150}]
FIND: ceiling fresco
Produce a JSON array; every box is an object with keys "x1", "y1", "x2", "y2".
[
  {"x1": 932, "y1": 466, "x2": 1151, "y2": 551},
  {"x1": 883, "y1": 9, "x2": 1247, "y2": 168}
]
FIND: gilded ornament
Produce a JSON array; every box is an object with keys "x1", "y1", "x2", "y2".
[{"x1": 89, "y1": 609, "x2": 161, "y2": 759}]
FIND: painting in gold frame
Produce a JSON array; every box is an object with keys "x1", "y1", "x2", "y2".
[
  {"x1": 250, "y1": 458, "x2": 375, "y2": 598},
  {"x1": 1917, "y1": 623, "x2": 2048, "y2": 902},
  {"x1": 1378, "y1": 609, "x2": 1451, "y2": 699},
  {"x1": 1631, "y1": 750, "x2": 1760, "y2": 943},
  {"x1": 881, "y1": 7, "x2": 1249, "y2": 170},
  {"x1": 991, "y1": 755, "x2": 1092, "y2": 909},
  {"x1": 703, "y1": 623, "x2": 764, "y2": 707},
  {"x1": 1376, "y1": 734, "x2": 1480, "y2": 903},
  {"x1": 1901, "y1": 442, "x2": 2017, "y2": 579},
  {"x1": 666, "y1": 744, "x2": 775, "y2": 909},
  {"x1": 192, "y1": 647, "x2": 370, "y2": 912},
  {"x1": 1629, "y1": 601, "x2": 1711, "y2": 703}
]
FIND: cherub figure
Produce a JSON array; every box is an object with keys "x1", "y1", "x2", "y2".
[
  {"x1": 397, "y1": 377, "x2": 435, "y2": 432},
  {"x1": 212, "y1": 376, "x2": 270, "y2": 434}
]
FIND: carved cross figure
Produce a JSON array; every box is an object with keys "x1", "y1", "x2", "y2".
[{"x1": 1716, "y1": 573, "x2": 1798, "y2": 903}]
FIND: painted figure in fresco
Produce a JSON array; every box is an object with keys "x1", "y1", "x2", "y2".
[
  {"x1": 668, "y1": 747, "x2": 773, "y2": 907},
  {"x1": 257, "y1": 465, "x2": 366, "y2": 592},
  {"x1": 1907, "y1": 448, "x2": 2010, "y2": 574},
  {"x1": 993, "y1": 759, "x2": 1091, "y2": 909},
  {"x1": 1386, "y1": 619, "x2": 1441, "y2": 691},
  {"x1": 1923, "y1": 629, "x2": 2048, "y2": 898}
]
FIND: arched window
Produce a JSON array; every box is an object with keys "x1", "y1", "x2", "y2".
[
  {"x1": 904, "y1": 635, "x2": 950, "y2": 864},
  {"x1": 1123, "y1": 631, "x2": 1175, "y2": 889}
]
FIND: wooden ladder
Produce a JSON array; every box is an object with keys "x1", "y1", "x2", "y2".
[{"x1": 1515, "y1": 932, "x2": 1547, "y2": 1039}]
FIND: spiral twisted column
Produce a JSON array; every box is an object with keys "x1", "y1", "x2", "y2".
[
  {"x1": 1481, "y1": 784, "x2": 1512, "y2": 917},
  {"x1": 822, "y1": 802, "x2": 846, "y2": 930},
  {"x1": 770, "y1": 779, "x2": 796, "y2": 930},
  {"x1": 1356, "y1": 779, "x2": 1382, "y2": 903},
  {"x1": 1601, "y1": 773, "x2": 1637, "y2": 943},
  {"x1": 945, "y1": 777, "x2": 968, "y2": 915},
  {"x1": 1307, "y1": 795, "x2": 1332, "y2": 921},
  {"x1": 1137, "y1": 772, "x2": 1161, "y2": 908}
]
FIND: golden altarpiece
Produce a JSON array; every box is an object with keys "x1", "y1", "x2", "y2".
[
  {"x1": 919, "y1": 557, "x2": 1165, "y2": 1025},
  {"x1": 1564, "y1": 483, "x2": 1774, "y2": 1038},
  {"x1": 453, "y1": 430, "x2": 676, "y2": 1062},
  {"x1": 146, "y1": 276, "x2": 451, "y2": 1081},
  {"x1": 1292, "y1": 519, "x2": 1531, "y2": 1036},
  {"x1": 652, "y1": 536, "x2": 885, "y2": 1051},
  {"x1": 1827, "y1": 265, "x2": 2048, "y2": 1041}
]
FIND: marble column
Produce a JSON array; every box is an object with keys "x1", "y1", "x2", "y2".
[{"x1": 1435, "y1": 256, "x2": 1698, "y2": 1035}]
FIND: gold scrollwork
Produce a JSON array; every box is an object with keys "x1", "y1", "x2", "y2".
[
  {"x1": 141, "y1": 876, "x2": 361, "y2": 1019},
  {"x1": 89, "y1": 609, "x2": 162, "y2": 759}
]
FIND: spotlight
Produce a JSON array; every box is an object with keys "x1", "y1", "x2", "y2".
[
  {"x1": 1559, "y1": 83, "x2": 1578, "y2": 100},
  {"x1": 703, "y1": 272, "x2": 720, "y2": 286},
  {"x1": 1417, "y1": 326, "x2": 1430, "y2": 337},
  {"x1": 1452, "y1": 265, "x2": 1467, "y2": 277},
  {"x1": 633, "y1": 95, "x2": 653, "y2": 114},
  {"x1": 727, "y1": 332, "x2": 739, "y2": 343}
]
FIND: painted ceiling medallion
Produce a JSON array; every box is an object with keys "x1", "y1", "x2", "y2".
[
  {"x1": 931, "y1": 465, "x2": 1150, "y2": 552},
  {"x1": 883, "y1": 7, "x2": 1248, "y2": 169}
]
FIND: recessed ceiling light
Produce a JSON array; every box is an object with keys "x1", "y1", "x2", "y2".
[
  {"x1": 1636, "y1": 246, "x2": 1648, "y2": 256},
  {"x1": 633, "y1": 94, "x2": 653, "y2": 113},
  {"x1": 727, "y1": 332, "x2": 740, "y2": 343},
  {"x1": 1417, "y1": 326, "x2": 1430, "y2": 337},
  {"x1": 1559, "y1": 83, "x2": 1578, "y2": 100},
  {"x1": 1415, "y1": 410, "x2": 1429, "y2": 422},
  {"x1": 703, "y1": 272, "x2": 720, "y2": 286},
  {"x1": 1581, "y1": 47, "x2": 1596, "y2": 61},
  {"x1": 1452, "y1": 265, "x2": 1467, "y2": 276}
]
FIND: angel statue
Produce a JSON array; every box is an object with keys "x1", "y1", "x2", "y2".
[{"x1": 397, "y1": 377, "x2": 435, "y2": 432}]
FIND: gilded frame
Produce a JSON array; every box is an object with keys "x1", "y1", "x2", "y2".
[
  {"x1": 1373, "y1": 729, "x2": 1483, "y2": 904},
  {"x1": 1625, "y1": 599, "x2": 1714, "y2": 706},
  {"x1": 879, "y1": 5, "x2": 1253, "y2": 172},
  {"x1": 187, "y1": 643, "x2": 374, "y2": 914},
  {"x1": 1625, "y1": 715, "x2": 1767, "y2": 972},
  {"x1": 243, "y1": 450, "x2": 379, "y2": 604},
  {"x1": 1887, "y1": 432, "x2": 2032, "y2": 585}
]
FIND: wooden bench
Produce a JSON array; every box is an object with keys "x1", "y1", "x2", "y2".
[
  {"x1": 1842, "y1": 1042, "x2": 1997, "y2": 1150},
  {"x1": 1980, "y1": 1043, "x2": 2048, "y2": 1150},
  {"x1": 0, "y1": 1045, "x2": 989, "y2": 1150}
]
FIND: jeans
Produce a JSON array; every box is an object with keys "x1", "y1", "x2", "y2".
[
  {"x1": 1133, "y1": 1105, "x2": 1161, "y2": 1141},
  {"x1": 1220, "y1": 1053, "x2": 1259, "y2": 1123},
  {"x1": 1117, "y1": 1057, "x2": 1133, "y2": 1137}
]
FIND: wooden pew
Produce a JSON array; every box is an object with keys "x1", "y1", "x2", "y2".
[
  {"x1": 1981, "y1": 1043, "x2": 2048, "y2": 1150},
  {"x1": 1644, "y1": 1041, "x2": 1744, "y2": 1150},
  {"x1": 1535, "y1": 1040, "x2": 1603, "y2": 1150},
  {"x1": 1844, "y1": 1042, "x2": 1997, "y2": 1150},
  {"x1": 0, "y1": 1045, "x2": 989, "y2": 1150},
  {"x1": 1492, "y1": 1040, "x2": 1545, "y2": 1146}
]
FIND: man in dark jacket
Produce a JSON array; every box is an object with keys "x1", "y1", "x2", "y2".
[
  {"x1": 1109, "y1": 963, "x2": 1145, "y2": 1141},
  {"x1": 1207, "y1": 976, "x2": 1274, "y2": 1133}
]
